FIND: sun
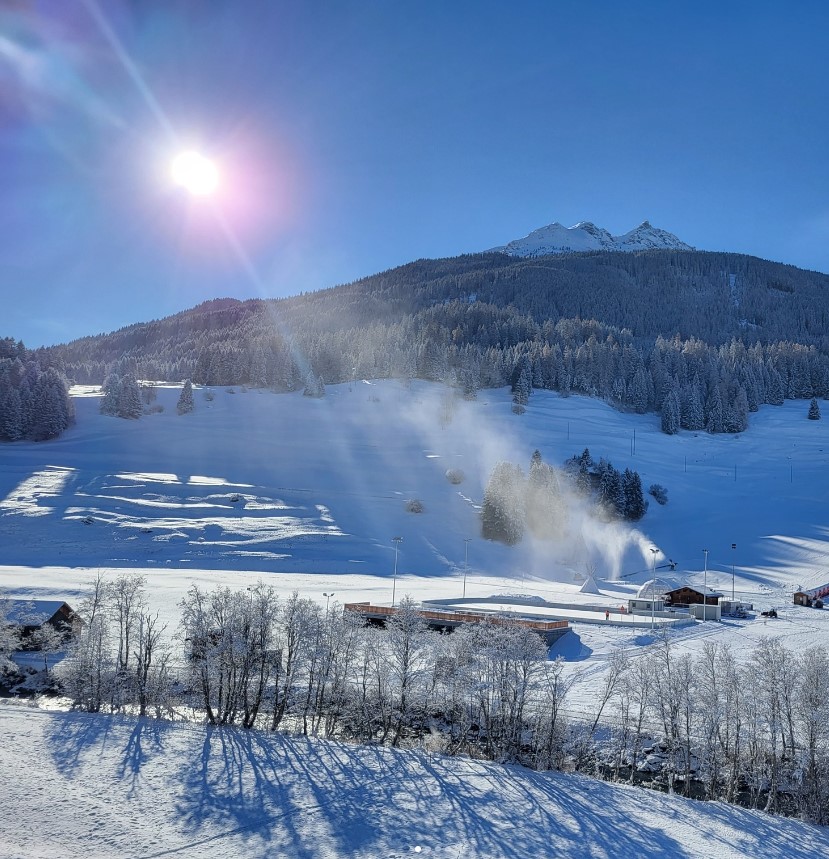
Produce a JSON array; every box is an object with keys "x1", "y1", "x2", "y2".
[{"x1": 171, "y1": 150, "x2": 219, "y2": 197}]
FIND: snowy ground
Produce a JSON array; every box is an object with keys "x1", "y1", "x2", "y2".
[
  {"x1": 2, "y1": 701, "x2": 828, "y2": 859},
  {"x1": 2, "y1": 381, "x2": 829, "y2": 853},
  {"x1": 0, "y1": 380, "x2": 825, "y2": 589},
  {"x1": 1, "y1": 380, "x2": 828, "y2": 704}
]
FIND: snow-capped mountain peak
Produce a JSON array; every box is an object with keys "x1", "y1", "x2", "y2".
[{"x1": 493, "y1": 220, "x2": 693, "y2": 257}]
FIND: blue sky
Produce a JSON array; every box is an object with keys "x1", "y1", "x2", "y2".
[{"x1": 2, "y1": 0, "x2": 828, "y2": 347}]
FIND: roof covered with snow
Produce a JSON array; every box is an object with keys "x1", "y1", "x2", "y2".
[
  {"x1": 2, "y1": 599, "x2": 70, "y2": 627},
  {"x1": 636, "y1": 577, "x2": 684, "y2": 598}
]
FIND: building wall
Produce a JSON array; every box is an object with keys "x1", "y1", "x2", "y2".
[{"x1": 666, "y1": 587, "x2": 719, "y2": 606}]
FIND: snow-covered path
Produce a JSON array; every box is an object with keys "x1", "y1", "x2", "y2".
[{"x1": 1, "y1": 703, "x2": 827, "y2": 859}]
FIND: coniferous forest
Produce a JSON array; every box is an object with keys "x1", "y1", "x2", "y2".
[
  {"x1": 4, "y1": 248, "x2": 829, "y2": 440},
  {"x1": 0, "y1": 338, "x2": 74, "y2": 441}
]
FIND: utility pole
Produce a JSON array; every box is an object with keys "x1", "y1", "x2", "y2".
[
  {"x1": 731, "y1": 543, "x2": 736, "y2": 601},
  {"x1": 650, "y1": 547, "x2": 658, "y2": 631},
  {"x1": 703, "y1": 548, "x2": 709, "y2": 621},
  {"x1": 323, "y1": 592, "x2": 335, "y2": 617},
  {"x1": 463, "y1": 538, "x2": 471, "y2": 599},
  {"x1": 391, "y1": 537, "x2": 403, "y2": 607}
]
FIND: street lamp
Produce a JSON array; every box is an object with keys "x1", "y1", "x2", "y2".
[
  {"x1": 323, "y1": 592, "x2": 335, "y2": 616},
  {"x1": 391, "y1": 537, "x2": 403, "y2": 607},
  {"x1": 463, "y1": 538, "x2": 471, "y2": 599},
  {"x1": 731, "y1": 543, "x2": 737, "y2": 602},
  {"x1": 649, "y1": 547, "x2": 658, "y2": 631},
  {"x1": 703, "y1": 548, "x2": 709, "y2": 621}
]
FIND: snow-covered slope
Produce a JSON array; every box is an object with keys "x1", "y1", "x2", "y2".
[
  {"x1": 0, "y1": 380, "x2": 826, "y2": 590},
  {"x1": 2, "y1": 702, "x2": 827, "y2": 859},
  {"x1": 2, "y1": 383, "x2": 829, "y2": 857},
  {"x1": 494, "y1": 220, "x2": 694, "y2": 257}
]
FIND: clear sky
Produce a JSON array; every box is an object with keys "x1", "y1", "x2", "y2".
[{"x1": 2, "y1": 0, "x2": 828, "y2": 347}]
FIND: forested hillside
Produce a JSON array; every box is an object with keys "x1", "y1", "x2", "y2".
[{"x1": 34, "y1": 249, "x2": 829, "y2": 435}]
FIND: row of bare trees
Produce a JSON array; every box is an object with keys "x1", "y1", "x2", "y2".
[
  {"x1": 61, "y1": 574, "x2": 171, "y2": 716},
  {"x1": 57, "y1": 577, "x2": 829, "y2": 823},
  {"x1": 599, "y1": 636, "x2": 829, "y2": 823}
]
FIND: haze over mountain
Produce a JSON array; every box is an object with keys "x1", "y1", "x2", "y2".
[{"x1": 492, "y1": 220, "x2": 695, "y2": 257}]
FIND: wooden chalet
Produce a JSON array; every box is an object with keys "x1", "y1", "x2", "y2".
[
  {"x1": 3, "y1": 600, "x2": 81, "y2": 642},
  {"x1": 793, "y1": 581, "x2": 829, "y2": 607},
  {"x1": 664, "y1": 585, "x2": 722, "y2": 607}
]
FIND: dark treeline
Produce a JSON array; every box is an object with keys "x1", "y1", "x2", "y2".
[
  {"x1": 0, "y1": 338, "x2": 74, "y2": 441},
  {"x1": 27, "y1": 249, "x2": 829, "y2": 436},
  {"x1": 44, "y1": 575, "x2": 829, "y2": 824}
]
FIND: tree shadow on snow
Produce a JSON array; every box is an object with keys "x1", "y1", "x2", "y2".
[
  {"x1": 548, "y1": 630, "x2": 593, "y2": 661},
  {"x1": 169, "y1": 728, "x2": 698, "y2": 858},
  {"x1": 45, "y1": 708, "x2": 118, "y2": 776}
]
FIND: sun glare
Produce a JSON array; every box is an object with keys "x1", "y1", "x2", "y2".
[{"x1": 171, "y1": 150, "x2": 219, "y2": 197}]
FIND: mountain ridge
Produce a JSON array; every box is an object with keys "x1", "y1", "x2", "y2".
[{"x1": 492, "y1": 220, "x2": 694, "y2": 257}]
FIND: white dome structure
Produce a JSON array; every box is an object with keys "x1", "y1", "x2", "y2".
[{"x1": 636, "y1": 577, "x2": 682, "y2": 599}]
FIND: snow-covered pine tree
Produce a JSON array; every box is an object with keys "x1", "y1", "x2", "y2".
[
  {"x1": 680, "y1": 376, "x2": 705, "y2": 430},
  {"x1": 99, "y1": 373, "x2": 120, "y2": 416},
  {"x1": 511, "y1": 359, "x2": 531, "y2": 412},
  {"x1": 705, "y1": 385, "x2": 724, "y2": 433},
  {"x1": 765, "y1": 366, "x2": 784, "y2": 405},
  {"x1": 177, "y1": 379, "x2": 195, "y2": 415},
  {"x1": 481, "y1": 461, "x2": 526, "y2": 545},
  {"x1": 597, "y1": 459, "x2": 624, "y2": 518},
  {"x1": 117, "y1": 374, "x2": 142, "y2": 419},
  {"x1": 0, "y1": 386, "x2": 23, "y2": 440},
  {"x1": 661, "y1": 389, "x2": 680, "y2": 434},
  {"x1": 29, "y1": 370, "x2": 72, "y2": 440},
  {"x1": 303, "y1": 373, "x2": 325, "y2": 398},
  {"x1": 627, "y1": 366, "x2": 651, "y2": 414},
  {"x1": 526, "y1": 452, "x2": 567, "y2": 539},
  {"x1": 808, "y1": 397, "x2": 821, "y2": 420},
  {"x1": 622, "y1": 469, "x2": 647, "y2": 521}
]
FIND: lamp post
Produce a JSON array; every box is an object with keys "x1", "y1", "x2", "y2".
[
  {"x1": 650, "y1": 547, "x2": 658, "y2": 631},
  {"x1": 391, "y1": 537, "x2": 403, "y2": 607},
  {"x1": 323, "y1": 592, "x2": 334, "y2": 616},
  {"x1": 731, "y1": 543, "x2": 736, "y2": 601},
  {"x1": 463, "y1": 538, "x2": 471, "y2": 599},
  {"x1": 703, "y1": 548, "x2": 709, "y2": 621}
]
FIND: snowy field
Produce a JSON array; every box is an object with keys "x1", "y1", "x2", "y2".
[
  {"x1": 2, "y1": 381, "x2": 829, "y2": 855},
  {"x1": 2, "y1": 701, "x2": 828, "y2": 859},
  {"x1": 1, "y1": 380, "x2": 828, "y2": 702},
  {"x1": 1, "y1": 379, "x2": 826, "y2": 585}
]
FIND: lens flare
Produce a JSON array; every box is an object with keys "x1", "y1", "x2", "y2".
[{"x1": 171, "y1": 150, "x2": 219, "y2": 196}]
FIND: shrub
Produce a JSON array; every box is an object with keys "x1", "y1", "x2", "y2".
[
  {"x1": 406, "y1": 499, "x2": 425, "y2": 513},
  {"x1": 649, "y1": 484, "x2": 669, "y2": 505},
  {"x1": 445, "y1": 469, "x2": 465, "y2": 485}
]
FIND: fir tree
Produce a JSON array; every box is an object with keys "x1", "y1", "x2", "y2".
[
  {"x1": 622, "y1": 469, "x2": 647, "y2": 521},
  {"x1": 526, "y1": 454, "x2": 567, "y2": 539},
  {"x1": 597, "y1": 460, "x2": 624, "y2": 518},
  {"x1": 706, "y1": 386, "x2": 724, "y2": 434},
  {"x1": 177, "y1": 380, "x2": 195, "y2": 415},
  {"x1": 661, "y1": 389, "x2": 680, "y2": 435},
  {"x1": 117, "y1": 374, "x2": 142, "y2": 419},
  {"x1": 303, "y1": 373, "x2": 325, "y2": 398},
  {"x1": 808, "y1": 397, "x2": 821, "y2": 420},
  {"x1": 100, "y1": 373, "x2": 120, "y2": 416},
  {"x1": 481, "y1": 462, "x2": 526, "y2": 545}
]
